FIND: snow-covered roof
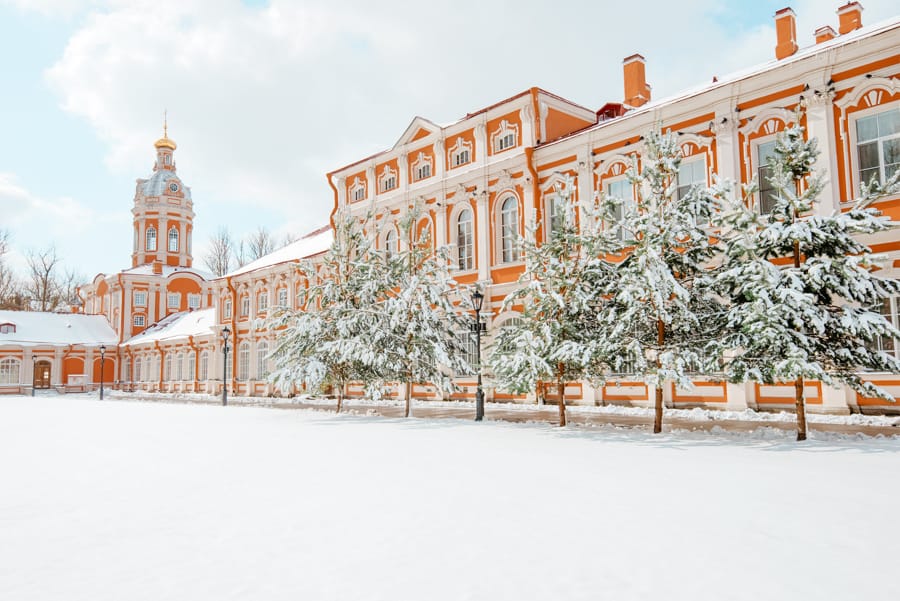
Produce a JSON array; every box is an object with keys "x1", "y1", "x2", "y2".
[
  {"x1": 122, "y1": 308, "x2": 216, "y2": 346},
  {"x1": 0, "y1": 310, "x2": 117, "y2": 348},
  {"x1": 119, "y1": 264, "x2": 213, "y2": 280},
  {"x1": 223, "y1": 226, "x2": 333, "y2": 279},
  {"x1": 139, "y1": 170, "x2": 192, "y2": 200},
  {"x1": 545, "y1": 14, "x2": 900, "y2": 147}
]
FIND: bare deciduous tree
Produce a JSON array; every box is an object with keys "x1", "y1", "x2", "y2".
[
  {"x1": 203, "y1": 227, "x2": 235, "y2": 277},
  {"x1": 0, "y1": 229, "x2": 24, "y2": 309},
  {"x1": 26, "y1": 246, "x2": 63, "y2": 312},
  {"x1": 245, "y1": 226, "x2": 274, "y2": 261}
]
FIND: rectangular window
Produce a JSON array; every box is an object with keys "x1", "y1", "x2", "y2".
[
  {"x1": 167, "y1": 293, "x2": 180, "y2": 308},
  {"x1": 677, "y1": 158, "x2": 706, "y2": 201},
  {"x1": 258, "y1": 292, "x2": 268, "y2": 312},
  {"x1": 607, "y1": 179, "x2": 635, "y2": 241},
  {"x1": 872, "y1": 296, "x2": 900, "y2": 358},
  {"x1": 856, "y1": 108, "x2": 900, "y2": 187},
  {"x1": 353, "y1": 186, "x2": 365, "y2": 201},
  {"x1": 133, "y1": 314, "x2": 145, "y2": 327},
  {"x1": 278, "y1": 288, "x2": 288, "y2": 307},
  {"x1": 241, "y1": 296, "x2": 250, "y2": 316},
  {"x1": 224, "y1": 298, "x2": 232, "y2": 318},
  {"x1": 547, "y1": 194, "x2": 566, "y2": 238},
  {"x1": 134, "y1": 291, "x2": 147, "y2": 307},
  {"x1": 457, "y1": 331, "x2": 477, "y2": 375},
  {"x1": 756, "y1": 140, "x2": 778, "y2": 215},
  {"x1": 454, "y1": 149, "x2": 470, "y2": 166},
  {"x1": 382, "y1": 176, "x2": 396, "y2": 192},
  {"x1": 495, "y1": 133, "x2": 515, "y2": 152},
  {"x1": 188, "y1": 294, "x2": 200, "y2": 309},
  {"x1": 415, "y1": 164, "x2": 431, "y2": 181}
]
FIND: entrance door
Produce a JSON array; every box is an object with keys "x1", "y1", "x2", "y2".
[{"x1": 33, "y1": 361, "x2": 51, "y2": 389}]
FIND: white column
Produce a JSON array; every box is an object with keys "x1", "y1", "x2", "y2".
[
  {"x1": 435, "y1": 202, "x2": 447, "y2": 249},
  {"x1": 519, "y1": 104, "x2": 535, "y2": 147},
  {"x1": 179, "y1": 220, "x2": 188, "y2": 265},
  {"x1": 474, "y1": 123, "x2": 486, "y2": 166},
  {"x1": 434, "y1": 138, "x2": 445, "y2": 181},
  {"x1": 476, "y1": 192, "x2": 490, "y2": 281},
  {"x1": 725, "y1": 381, "x2": 749, "y2": 411},
  {"x1": 804, "y1": 92, "x2": 839, "y2": 213},
  {"x1": 819, "y1": 383, "x2": 852, "y2": 415},
  {"x1": 52, "y1": 348, "x2": 63, "y2": 386},
  {"x1": 713, "y1": 107, "x2": 741, "y2": 202}
]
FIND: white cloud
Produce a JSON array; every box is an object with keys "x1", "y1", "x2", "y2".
[
  {"x1": 32, "y1": 0, "x2": 900, "y2": 255},
  {"x1": 0, "y1": 172, "x2": 126, "y2": 274}
]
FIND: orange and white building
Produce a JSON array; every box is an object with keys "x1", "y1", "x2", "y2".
[{"x1": 2, "y1": 2, "x2": 898, "y2": 413}]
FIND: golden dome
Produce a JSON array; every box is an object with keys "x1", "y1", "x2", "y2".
[
  {"x1": 154, "y1": 113, "x2": 176, "y2": 150},
  {"x1": 154, "y1": 136, "x2": 177, "y2": 150}
]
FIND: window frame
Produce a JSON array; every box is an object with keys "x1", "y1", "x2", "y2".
[
  {"x1": 168, "y1": 227, "x2": 179, "y2": 252},
  {"x1": 753, "y1": 137, "x2": 779, "y2": 215},
  {"x1": 146, "y1": 226, "x2": 157, "y2": 251},
  {"x1": 133, "y1": 314, "x2": 145, "y2": 327},
  {"x1": 498, "y1": 195, "x2": 520, "y2": 264},
  {"x1": 238, "y1": 342, "x2": 250, "y2": 381},
  {"x1": 850, "y1": 104, "x2": 900, "y2": 195},
  {"x1": 605, "y1": 175, "x2": 635, "y2": 241},
  {"x1": 256, "y1": 340, "x2": 269, "y2": 380},
  {"x1": 455, "y1": 207, "x2": 475, "y2": 271},
  {"x1": 0, "y1": 357, "x2": 20, "y2": 385}
]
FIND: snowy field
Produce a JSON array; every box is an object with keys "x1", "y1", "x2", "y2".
[{"x1": 2, "y1": 395, "x2": 899, "y2": 601}]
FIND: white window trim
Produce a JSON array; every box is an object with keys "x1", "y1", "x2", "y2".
[
  {"x1": 847, "y1": 101, "x2": 900, "y2": 201},
  {"x1": 491, "y1": 120, "x2": 519, "y2": 154},
  {"x1": 167, "y1": 292, "x2": 180, "y2": 308},
  {"x1": 146, "y1": 226, "x2": 157, "y2": 251},
  {"x1": 448, "y1": 137, "x2": 473, "y2": 168},
  {"x1": 168, "y1": 226, "x2": 179, "y2": 252},
  {"x1": 383, "y1": 226, "x2": 399, "y2": 258},
  {"x1": 349, "y1": 177, "x2": 367, "y2": 202},
  {"x1": 751, "y1": 135, "x2": 780, "y2": 215},
  {"x1": 378, "y1": 164, "x2": 398, "y2": 194},
  {"x1": 497, "y1": 194, "x2": 521, "y2": 264},
  {"x1": 453, "y1": 206, "x2": 475, "y2": 272},
  {"x1": 134, "y1": 291, "x2": 147, "y2": 307},
  {"x1": 133, "y1": 314, "x2": 146, "y2": 327},
  {"x1": 411, "y1": 152, "x2": 433, "y2": 182},
  {"x1": 188, "y1": 294, "x2": 201, "y2": 309},
  {"x1": 0, "y1": 358, "x2": 20, "y2": 385}
]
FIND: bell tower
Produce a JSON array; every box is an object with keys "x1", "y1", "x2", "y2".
[{"x1": 131, "y1": 116, "x2": 195, "y2": 268}]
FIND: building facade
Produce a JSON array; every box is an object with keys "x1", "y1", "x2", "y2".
[{"x1": 2, "y1": 2, "x2": 898, "y2": 413}]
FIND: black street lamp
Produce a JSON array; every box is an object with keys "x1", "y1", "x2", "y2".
[
  {"x1": 99, "y1": 344, "x2": 106, "y2": 400},
  {"x1": 471, "y1": 289, "x2": 485, "y2": 422},
  {"x1": 31, "y1": 355, "x2": 36, "y2": 397},
  {"x1": 222, "y1": 326, "x2": 230, "y2": 406}
]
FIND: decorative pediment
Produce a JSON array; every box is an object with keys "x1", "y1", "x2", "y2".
[{"x1": 393, "y1": 116, "x2": 440, "y2": 149}]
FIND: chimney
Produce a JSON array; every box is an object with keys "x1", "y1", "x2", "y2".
[
  {"x1": 815, "y1": 25, "x2": 837, "y2": 43},
  {"x1": 837, "y1": 1, "x2": 863, "y2": 34},
  {"x1": 152, "y1": 261, "x2": 163, "y2": 275},
  {"x1": 623, "y1": 54, "x2": 651, "y2": 108},
  {"x1": 775, "y1": 8, "x2": 798, "y2": 60}
]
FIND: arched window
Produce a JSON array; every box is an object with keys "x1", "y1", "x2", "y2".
[
  {"x1": 256, "y1": 341, "x2": 269, "y2": 379},
  {"x1": 168, "y1": 227, "x2": 179, "y2": 252},
  {"x1": 134, "y1": 357, "x2": 142, "y2": 382},
  {"x1": 500, "y1": 196, "x2": 519, "y2": 263},
  {"x1": 385, "y1": 228, "x2": 398, "y2": 259},
  {"x1": 456, "y1": 208, "x2": 474, "y2": 271},
  {"x1": 238, "y1": 342, "x2": 250, "y2": 381},
  {"x1": 199, "y1": 351, "x2": 209, "y2": 381},
  {"x1": 0, "y1": 358, "x2": 20, "y2": 385},
  {"x1": 146, "y1": 226, "x2": 157, "y2": 251},
  {"x1": 175, "y1": 352, "x2": 183, "y2": 381},
  {"x1": 164, "y1": 353, "x2": 172, "y2": 381}
]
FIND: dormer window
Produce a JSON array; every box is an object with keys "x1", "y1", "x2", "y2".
[
  {"x1": 378, "y1": 165, "x2": 398, "y2": 193},
  {"x1": 411, "y1": 152, "x2": 433, "y2": 182},
  {"x1": 349, "y1": 177, "x2": 367, "y2": 202},
  {"x1": 0, "y1": 322, "x2": 16, "y2": 334},
  {"x1": 492, "y1": 120, "x2": 519, "y2": 154}
]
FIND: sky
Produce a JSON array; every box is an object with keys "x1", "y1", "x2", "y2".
[{"x1": 0, "y1": 0, "x2": 897, "y2": 279}]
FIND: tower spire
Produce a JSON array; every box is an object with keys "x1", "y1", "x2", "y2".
[{"x1": 163, "y1": 109, "x2": 168, "y2": 138}]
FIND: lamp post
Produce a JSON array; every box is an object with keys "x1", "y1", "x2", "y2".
[
  {"x1": 471, "y1": 289, "x2": 485, "y2": 422},
  {"x1": 31, "y1": 355, "x2": 36, "y2": 397},
  {"x1": 99, "y1": 344, "x2": 106, "y2": 400},
  {"x1": 222, "y1": 326, "x2": 230, "y2": 406}
]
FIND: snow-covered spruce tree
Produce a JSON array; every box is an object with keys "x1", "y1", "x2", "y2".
[
  {"x1": 372, "y1": 202, "x2": 472, "y2": 418},
  {"x1": 716, "y1": 118, "x2": 900, "y2": 441},
  {"x1": 489, "y1": 175, "x2": 620, "y2": 427},
  {"x1": 268, "y1": 209, "x2": 386, "y2": 412},
  {"x1": 597, "y1": 128, "x2": 730, "y2": 434}
]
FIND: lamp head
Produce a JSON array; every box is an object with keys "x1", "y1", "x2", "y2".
[
  {"x1": 222, "y1": 326, "x2": 231, "y2": 342},
  {"x1": 471, "y1": 289, "x2": 484, "y2": 312},
  {"x1": 100, "y1": 344, "x2": 106, "y2": 357}
]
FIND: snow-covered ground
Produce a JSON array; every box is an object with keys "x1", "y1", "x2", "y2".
[{"x1": 2, "y1": 394, "x2": 898, "y2": 601}]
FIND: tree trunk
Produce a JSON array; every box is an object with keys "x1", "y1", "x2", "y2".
[
  {"x1": 404, "y1": 380, "x2": 412, "y2": 418},
  {"x1": 654, "y1": 318, "x2": 665, "y2": 434},
  {"x1": 795, "y1": 377, "x2": 807, "y2": 441},
  {"x1": 793, "y1": 219, "x2": 807, "y2": 442},
  {"x1": 556, "y1": 363, "x2": 567, "y2": 427},
  {"x1": 336, "y1": 388, "x2": 343, "y2": 414}
]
